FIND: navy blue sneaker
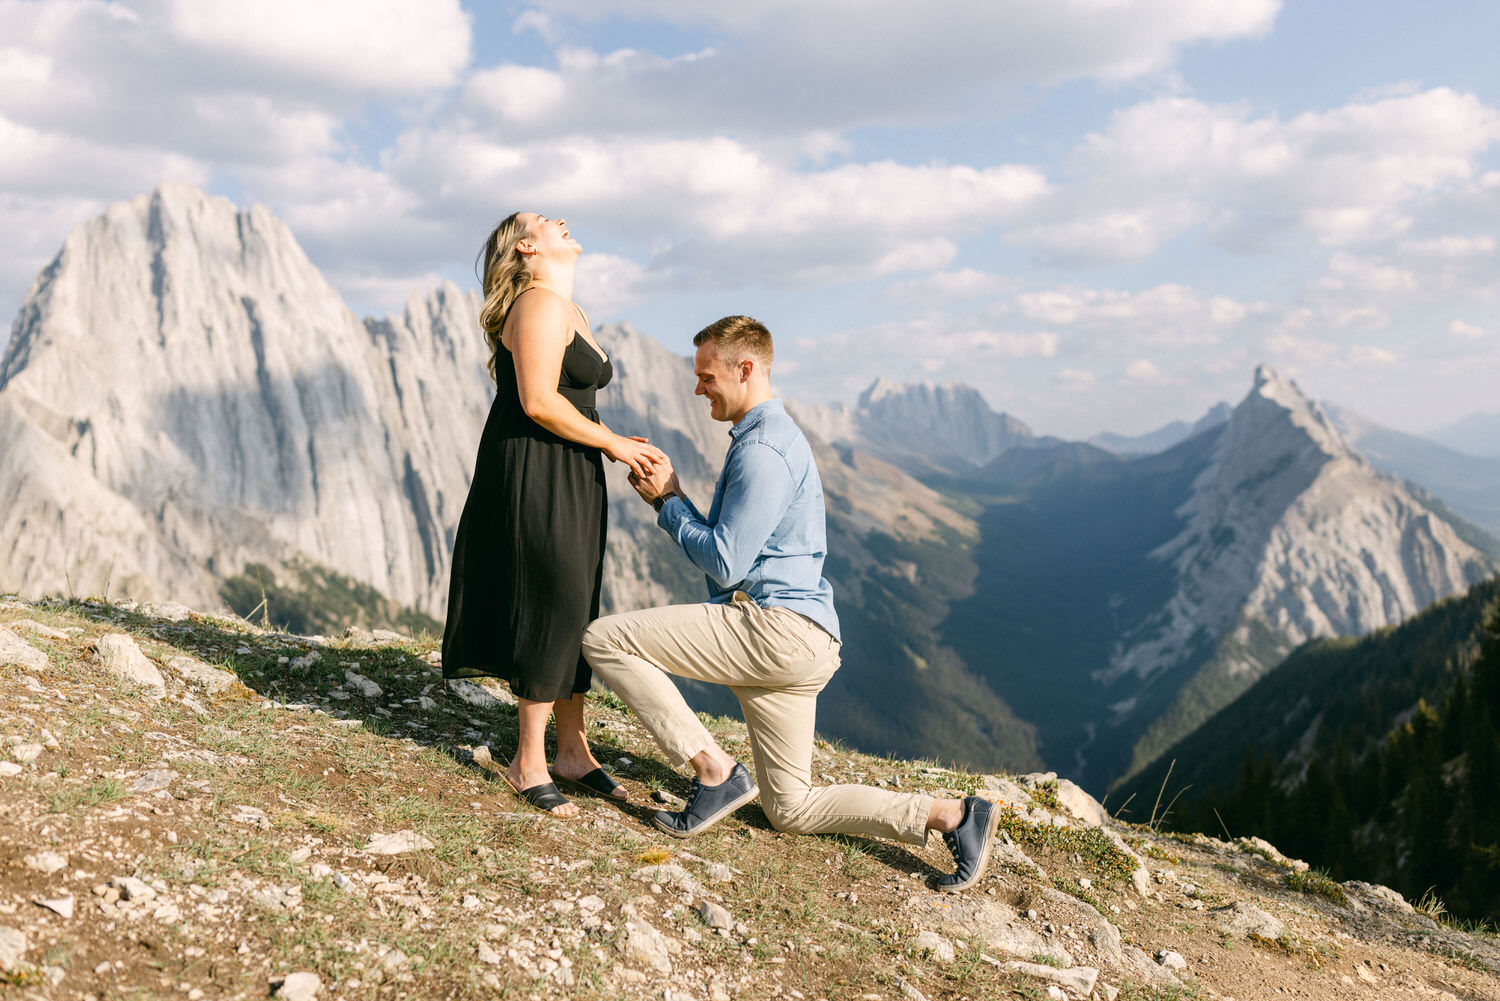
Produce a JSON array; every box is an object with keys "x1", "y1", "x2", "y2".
[
  {"x1": 936, "y1": 796, "x2": 999, "y2": 892},
  {"x1": 652, "y1": 763, "x2": 758, "y2": 838}
]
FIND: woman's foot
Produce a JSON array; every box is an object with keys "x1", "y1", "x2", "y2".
[
  {"x1": 552, "y1": 747, "x2": 628, "y2": 801},
  {"x1": 507, "y1": 760, "x2": 577, "y2": 817}
]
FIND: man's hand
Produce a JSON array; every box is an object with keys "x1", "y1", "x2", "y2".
[{"x1": 628, "y1": 455, "x2": 676, "y2": 505}]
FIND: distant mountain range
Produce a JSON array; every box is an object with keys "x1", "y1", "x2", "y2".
[
  {"x1": 1423, "y1": 410, "x2": 1500, "y2": 458},
  {"x1": 1120, "y1": 576, "x2": 1500, "y2": 921},
  {"x1": 3, "y1": 183, "x2": 1495, "y2": 795},
  {"x1": 1088, "y1": 403, "x2": 1232, "y2": 456}
]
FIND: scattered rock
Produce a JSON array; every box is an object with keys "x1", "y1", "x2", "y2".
[
  {"x1": 141, "y1": 601, "x2": 193, "y2": 621},
  {"x1": 1049, "y1": 777, "x2": 1109, "y2": 827},
  {"x1": 1211, "y1": 900, "x2": 1286, "y2": 940},
  {"x1": 913, "y1": 930, "x2": 955, "y2": 962},
  {"x1": 697, "y1": 899, "x2": 732, "y2": 930},
  {"x1": 10, "y1": 742, "x2": 43, "y2": 763},
  {"x1": 704, "y1": 862, "x2": 733, "y2": 883},
  {"x1": 11, "y1": 619, "x2": 68, "y2": 640},
  {"x1": 164, "y1": 656, "x2": 238, "y2": 694},
  {"x1": 288, "y1": 651, "x2": 321, "y2": 670},
  {"x1": 93, "y1": 634, "x2": 166, "y2": 695},
  {"x1": 618, "y1": 912, "x2": 673, "y2": 973},
  {"x1": 895, "y1": 973, "x2": 930, "y2": 1001},
  {"x1": 447, "y1": 678, "x2": 516, "y2": 707},
  {"x1": 1006, "y1": 961, "x2": 1098, "y2": 995},
  {"x1": 232, "y1": 804, "x2": 271, "y2": 828},
  {"x1": 23, "y1": 851, "x2": 67, "y2": 875},
  {"x1": 364, "y1": 830, "x2": 435, "y2": 855},
  {"x1": 477, "y1": 941, "x2": 502, "y2": 965},
  {"x1": 344, "y1": 670, "x2": 382, "y2": 698},
  {"x1": 0, "y1": 627, "x2": 49, "y2": 671},
  {"x1": 0, "y1": 762, "x2": 21, "y2": 777},
  {"x1": 651, "y1": 788, "x2": 686, "y2": 810},
  {"x1": 417, "y1": 696, "x2": 437, "y2": 710},
  {"x1": 131, "y1": 769, "x2": 178, "y2": 793},
  {"x1": 35, "y1": 895, "x2": 74, "y2": 919},
  {"x1": 0, "y1": 926, "x2": 27, "y2": 972},
  {"x1": 271, "y1": 971, "x2": 322, "y2": 1000},
  {"x1": 1157, "y1": 950, "x2": 1188, "y2": 970},
  {"x1": 632, "y1": 863, "x2": 703, "y2": 896},
  {"x1": 906, "y1": 894, "x2": 1073, "y2": 966},
  {"x1": 111, "y1": 877, "x2": 156, "y2": 902}
]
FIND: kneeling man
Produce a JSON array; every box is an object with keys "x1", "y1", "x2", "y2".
[{"x1": 581, "y1": 315, "x2": 997, "y2": 891}]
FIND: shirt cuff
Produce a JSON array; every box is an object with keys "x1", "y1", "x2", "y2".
[{"x1": 656, "y1": 494, "x2": 692, "y2": 532}]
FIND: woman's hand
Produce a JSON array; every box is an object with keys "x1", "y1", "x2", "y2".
[{"x1": 605, "y1": 434, "x2": 667, "y2": 479}]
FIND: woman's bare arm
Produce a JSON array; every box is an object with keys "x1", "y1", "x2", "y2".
[{"x1": 505, "y1": 290, "x2": 664, "y2": 477}]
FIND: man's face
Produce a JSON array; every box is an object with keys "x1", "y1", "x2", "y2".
[{"x1": 694, "y1": 342, "x2": 746, "y2": 423}]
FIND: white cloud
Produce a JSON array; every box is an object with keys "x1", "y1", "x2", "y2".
[
  {"x1": 1450, "y1": 319, "x2": 1485, "y2": 340},
  {"x1": 1013, "y1": 283, "x2": 1242, "y2": 345},
  {"x1": 163, "y1": 0, "x2": 472, "y2": 94},
  {"x1": 1016, "y1": 88, "x2": 1500, "y2": 263},
  {"x1": 497, "y1": 1, "x2": 1280, "y2": 134},
  {"x1": 1125, "y1": 358, "x2": 1165, "y2": 381},
  {"x1": 1317, "y1": 253, "x2": 1417, "y2": 295},
  {"x1": 1350, "y1": 345, "x2": 1399, "y2": 366},
  {"x1": 1402, "y1": 235, "x2": 1497, "y2": 257}
]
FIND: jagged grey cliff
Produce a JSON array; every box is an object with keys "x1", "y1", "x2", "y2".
[
  {"x1": 0, "y1": 183, "x2": 492, "y2": 617},
  {"x1": 2, "y1": 184, "x2": 1495, "y2": 791}
]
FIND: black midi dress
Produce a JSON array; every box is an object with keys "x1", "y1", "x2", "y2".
[{"x1": 442, "y1": 333, "x2": 612, "y2": 702}]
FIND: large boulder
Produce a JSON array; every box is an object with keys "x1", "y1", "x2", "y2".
[{"x1": 0, "y1": 627, "x2": 48, "y2": 671}]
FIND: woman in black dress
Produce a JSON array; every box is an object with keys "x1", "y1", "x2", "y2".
[{"x1": 444, "y1": 212, "x2": 664, "y2": 817}]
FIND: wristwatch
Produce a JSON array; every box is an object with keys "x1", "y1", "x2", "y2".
[{"x1": 652, "y1": 492, "x2": 673, "y2": 513}]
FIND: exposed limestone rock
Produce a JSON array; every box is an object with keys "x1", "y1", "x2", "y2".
[
  {"x1": 93, "y1": 634, "x2": 165, "y2": 694},
  {"x1": 1006, "y1": 961, "x2": 1098, "y2": 995},
  {"x1": 11, "y1": 620, "x2": 68, "y2": 640},
  {"x1": 364, "y1": 831, "x2": 434, "y2": 855},
  {"x1": 906, "y1": 893, "x2": 1072, "y2": 966},
  {"x1": 271, "y1": 971, "x2": 321, "y2": 1000},
  {"x1": 913, "y1": 930, "x2": 955, "y2": 962},
  {"x1": 447, "y1": 678, "x2": 515, "y2": 708},
  {"x1": 0, "y1": 926, "x2": 27, "y2": 971},
  {"x1": 1211, "y1": 900, "x2": 1285, "y2": 940},
  {"x1": 343, "y1": 670, "x2": 382, "y2": 699},
  {"x1": 164, "y1": 656, "x2": 238, "y2": 694},
  {"x1": 617, "y1": 904, "x2": 672, "y2": 973},
  {"x1": 0, "y1": 627, "x2": 48, "y2": 671}
]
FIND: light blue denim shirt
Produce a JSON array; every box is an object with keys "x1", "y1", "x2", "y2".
[{"x1": 656, "y1": 399, "x2": 841, "y2": 643}]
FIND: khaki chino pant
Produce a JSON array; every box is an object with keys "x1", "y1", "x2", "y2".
[{"x1": 581, "y1": 592, "x2": 932, "y2": 845}]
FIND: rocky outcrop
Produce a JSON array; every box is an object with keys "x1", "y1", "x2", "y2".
[
  {"x1": 1105, "y1": 367, "x2": 1494, "y2": 780},
  {"x1": 797, "y1": 377, "x2": 1042, "y2": 476},
  {"x1": 0, "y1": 183, "x2": 490, "y2": 616}
]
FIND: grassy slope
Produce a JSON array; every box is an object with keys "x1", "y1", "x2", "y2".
[{"x1": 4, "y1": 594, "x2": 1498, "y2": 1000}]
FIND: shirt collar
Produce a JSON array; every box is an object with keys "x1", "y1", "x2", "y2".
[{"x1": 729, "y1": 398, "x2": 783, "y2": 439}]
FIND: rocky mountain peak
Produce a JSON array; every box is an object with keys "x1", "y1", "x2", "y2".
[{"x1": 846, "y1": 377, "x2": 1036, "y2": 473}]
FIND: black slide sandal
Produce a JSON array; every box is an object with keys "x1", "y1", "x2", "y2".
[
  {"x1": 502, "y1": 772, "x2": 573, "y2": 814},
  {"x1": 553, "y1": 768, "x2": 627, "y2": 801}
]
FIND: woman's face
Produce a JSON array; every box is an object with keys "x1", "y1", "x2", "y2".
[{"x1": 522, "y1": 214, "x2": 581, "y2": 258}]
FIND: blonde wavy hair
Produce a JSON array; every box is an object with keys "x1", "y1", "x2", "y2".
[{"x1": 476, "y1": 212, "x2": 535, "y2": 384}]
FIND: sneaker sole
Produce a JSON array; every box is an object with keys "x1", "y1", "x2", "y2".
[
  {"x1": 937, "y1": 801, "x2": 1001, "y2": 893},
  {"x1": 652, "y1": 783, "x2": 760, "y2": 839}
]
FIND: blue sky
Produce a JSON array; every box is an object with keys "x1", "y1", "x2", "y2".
[{"x1": 1, "y1": 0, "x2": 1496, "y2": 438}]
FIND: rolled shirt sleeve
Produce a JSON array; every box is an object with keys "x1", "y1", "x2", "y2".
[{"x1": 657, "y1": 442, "x2": 793, "y2": 588}]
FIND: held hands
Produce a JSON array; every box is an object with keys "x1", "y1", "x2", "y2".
[
  {"x1": 628, "y1": 456, "x2": 678, "y2": 507},
  {"x1": 604, "y1": 434, "x2": 668, "y2": 479}
]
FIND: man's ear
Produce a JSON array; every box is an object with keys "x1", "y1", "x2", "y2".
[{"x1": 740, "y1": 358, "x2": 754, "y2": 382}]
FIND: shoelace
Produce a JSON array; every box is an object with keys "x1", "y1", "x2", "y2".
[{"x1": 942, "y1": 829, "x2": 962, "y2": 861}]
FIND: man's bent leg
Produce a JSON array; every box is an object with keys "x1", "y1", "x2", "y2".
[
  {"x1": 736, "y1": 672, "x2": 932, "y2": 846},
  {"x1": 581, "y1": 602, "x2": 770, "y2": 768}
]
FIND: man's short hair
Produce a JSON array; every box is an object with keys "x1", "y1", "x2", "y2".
[{"x1": 693, "y1": 315, "x2": 773, "y2": 369}]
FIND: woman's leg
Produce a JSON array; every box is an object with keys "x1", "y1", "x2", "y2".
[
  {"x1": 508, "y1": 697, "x2": 577, "y2": 817},
  {"x1": 552, "y1": 693, "x2": 626, "y2": 799}
]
